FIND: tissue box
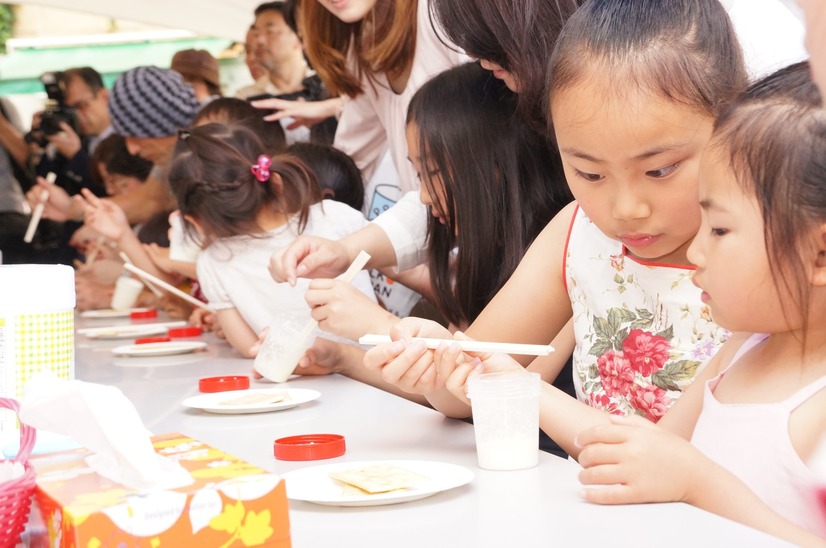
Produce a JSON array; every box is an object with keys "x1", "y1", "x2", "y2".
[{"x1": 27, "y1": 433, "x2": 290, "y2": 547}]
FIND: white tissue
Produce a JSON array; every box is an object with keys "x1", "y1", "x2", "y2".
[{"x1": 19, "y1": 375, "x2": 192, "y2": 491}]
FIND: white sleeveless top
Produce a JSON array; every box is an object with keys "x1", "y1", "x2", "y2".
[
  {"x1": 564, "y1": 206, "x2": 729, "y2": 421},
  {"x1": 692, "y1": 334, "x2": 826, "y2": 536}
]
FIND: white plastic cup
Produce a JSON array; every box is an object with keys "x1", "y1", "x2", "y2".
[
  {"x1": 110, "y1": 276, "x2": 144, "y2": 310},
  {"x1": 253, "y1": 315, "x2": 317, "y2": 383},
  {"x1": 467, "y1": 371, "x2": 541, "y2": 471},
  {"x1": 168, "y1": 212, "x2": 201, "y2": 263}
]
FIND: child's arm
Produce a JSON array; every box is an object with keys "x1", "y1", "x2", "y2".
[
  {"x1": 527, "y1": 320, "x2": 575, "y2": 383},
  {"x1": 576, "y1": 414, "x2": 825, "y2": 546},
  {"x1": 215, "y1": 309, "x2": 259, "y2": 358}
]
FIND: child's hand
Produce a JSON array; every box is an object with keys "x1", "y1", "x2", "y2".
[
  {"x1": 363, "y1": 317, "x2": 450, "y2": 395},
  {"x1": 79, "y1": 188, "x2": 130, "y2": 243},
  {"x1": 190, "y1": 307, "x2": 216, "y2": 331},
  {"x1": 434, "y1": 331, "x2": 525, "y2": 405},
  {"x1": 269, "y1": 235, "x2": 351, "y2": 286},
  {"x1": 294, "y1": 338, "x2": 345, "y2": 376},
  {"x1": 305, "y1": 279, "x2": 396, "y2": 340},
  {"x1": 575, "y1": 415, "x2": 700, "y2": 505}
]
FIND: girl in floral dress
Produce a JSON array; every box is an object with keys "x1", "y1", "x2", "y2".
[{"x1": 363, "y1": 0, "x2": 743, "y2": 420}]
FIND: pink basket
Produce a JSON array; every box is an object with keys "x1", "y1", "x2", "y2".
[{"x1": 0, "y1": 398, "x2": 37, "y2": 548}]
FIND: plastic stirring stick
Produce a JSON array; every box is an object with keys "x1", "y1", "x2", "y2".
[
  {"x1": 358, "y1": 334, "x2": 555, "y2": 356},
  {"x1": 23, "y1": 172, "x2": 57, "y2": 243},
  {"x1": 123, "y1": 262, "x2": 214, "y2": 311}
]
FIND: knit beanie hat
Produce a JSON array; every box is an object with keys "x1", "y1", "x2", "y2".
[{"x1": 109, "y1": 66, "x2": 201, "y2": 138}]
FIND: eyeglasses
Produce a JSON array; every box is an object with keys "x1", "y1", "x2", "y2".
[{"x1": 66, "y1": 93, "x2": 98, "y2": 111}]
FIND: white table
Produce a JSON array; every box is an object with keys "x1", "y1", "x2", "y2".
[{"x1": 73, "y1": 315, "x2": 787, "y2": 547}]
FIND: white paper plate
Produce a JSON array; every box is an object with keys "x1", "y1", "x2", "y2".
[
  {"x1": 282, "y1": 460, "x2": 474, "y2": 507},
  {"x1": 111, "y1": 341, "x2": 208, "y2": 357},
  {"x1": 181, "y1": 388, "x2": 320, "y2": 414},
  {"x1": 84, "y1": 325, "x2": 169, "y2": 340},
  {"x1": 80, "y1": 308, "x2": 153, "y2": 319}
]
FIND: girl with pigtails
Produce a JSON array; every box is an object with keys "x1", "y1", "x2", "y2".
[{"x1": 167, "y1": 122, "x2": 376, "y2": 357}]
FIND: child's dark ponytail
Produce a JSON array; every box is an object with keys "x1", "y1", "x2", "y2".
[
  {"x1": 168, "y1": 122, "x2": 322, "y2": 243},
  {"x1": 265, "y1": 153, "x2": 323, "y2": 234}
]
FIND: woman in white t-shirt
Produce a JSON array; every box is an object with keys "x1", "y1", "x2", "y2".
[{"x1": 167, "y1": 121, "x2": 375, "y2": 357}]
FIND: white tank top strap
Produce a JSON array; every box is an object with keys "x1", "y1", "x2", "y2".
[
  {"x1": 720, "y1": 333, "x2": 770, "y2": 375},
  {"x1": 783, "y1": 374, "x2": 826, "y2": 411}
]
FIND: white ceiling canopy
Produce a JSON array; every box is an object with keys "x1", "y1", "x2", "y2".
[{"x1": 10, "y1": 0, "x2": 262, "y2": 41}]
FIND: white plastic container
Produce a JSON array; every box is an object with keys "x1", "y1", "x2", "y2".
[
  {"x1": 467, "y1": 371, "x2": 541, "y2": 471},
  {"x1": 0, "y1": 264, "x2": 75, "y2": 436},
  {"x1": 110, "y1": 276, "x2": 144, "y2": 310},
  {"x1": 253, "y1": 314, "x2": 317, "y2": 383}
]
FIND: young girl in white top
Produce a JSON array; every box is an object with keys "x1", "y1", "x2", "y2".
[
  {"x1": 167, "y1": 122, "x2": 375, "y2": 357},
  {"x1": 363, "y1": 0, "x2": 743, "y2": 416},
  {"x1": 572, "y1": 61, "x2": 826, "y2": 545}
]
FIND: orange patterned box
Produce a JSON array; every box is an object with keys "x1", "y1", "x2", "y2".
[{"x1": 26, "y1": 433, "x2": 290, "y2": 547}]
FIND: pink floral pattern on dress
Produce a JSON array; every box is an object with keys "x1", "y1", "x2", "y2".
[
  {"x1": 629, "y1": 383, "x2": 671, "y2": 422},
  {"x1": 596, "y1": 350, "x2": 635, "y2": 397}
]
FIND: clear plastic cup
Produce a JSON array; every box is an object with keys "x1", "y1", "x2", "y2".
[
  {"x1": 467, "y1": 371, "x2": 541, "y2": 471},
  {"x1": 110, "y1": 276, "x2": 144, "y2": 310}
]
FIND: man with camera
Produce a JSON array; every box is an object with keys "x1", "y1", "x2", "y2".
[{"x1": 27, "y1": 67, "x2": 112, "y2": 199}]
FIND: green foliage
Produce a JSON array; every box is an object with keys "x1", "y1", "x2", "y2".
[{"x1": 0, "y1": 4, "x2": 13, "y2": 55}]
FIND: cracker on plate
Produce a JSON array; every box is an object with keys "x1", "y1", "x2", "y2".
[{"x1": 329, "y1": 464, "x2": 427, "y2": 494}]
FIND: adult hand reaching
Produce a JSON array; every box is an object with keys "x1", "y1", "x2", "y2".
[
  {"x1": 251, "y1": 97, "x2": 343, "y2": 129},
  {"x1": 269, "y1": 235, "x2": 353, "y2": 286}
]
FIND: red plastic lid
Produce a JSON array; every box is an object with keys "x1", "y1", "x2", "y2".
[
  {"x1": 169, "y1": 326, "x2": 202, "y2": 338},
  {"x1": 274, "y1": 434, "x2": 346, "y2": 461},
  {"x1": 199, "y1": 375, "x2": 250, "y2": 393},
  {"x1": 130, "y1": 308, "x2": 158, "y2": 319},
  {"x1": 136, "y1": 336, "x2": 172, "y2": 344}
]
